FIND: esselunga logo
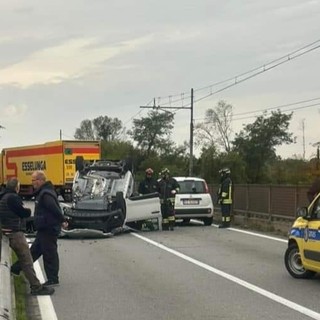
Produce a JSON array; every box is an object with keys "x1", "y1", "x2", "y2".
[{"x1": 22, "y1": 161, "x2": 46, "y2": 171}]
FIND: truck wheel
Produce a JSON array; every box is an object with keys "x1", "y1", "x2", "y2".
[
  {"x1": 284, "y1": 244, "x2": 316, "y2": 279},
  {"x1": 75, "y1": 156, "x2": 85, "y2": 172}
]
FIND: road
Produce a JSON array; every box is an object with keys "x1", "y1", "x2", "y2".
[{"x1": 28, "y1": 221, "x2": 320, "y2": 320}]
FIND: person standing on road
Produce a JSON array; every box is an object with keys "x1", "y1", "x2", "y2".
[
  {"x1": 11, "y1": 170, "x2": 67, "y2": 287},
  {"x1": 0, "y1": 178, "x2": 54, "y2": 295},
  {"x1": 157, "y1": 168, "x2": 179, "y2": 231},
  {"x1": 217, "y1": 168, "x2": 233, "y2": 228},
  {"x1": 138, "y1": 168, "x2": 158, "y2": 195}
]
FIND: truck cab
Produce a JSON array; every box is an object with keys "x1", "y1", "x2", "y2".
[{"x1": 284, "y1": 192, "x2": 320, "y2": 278}]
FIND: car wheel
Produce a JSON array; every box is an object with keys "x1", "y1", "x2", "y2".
[
  {"x1": 284, "y1": 244, "x2": 316, "y2": 279},
  {"x1": 203, "y1": 217, "x2": 213, "y2": 226},
  {"x1": 182, "y1": 218, "x2": 191, "y2": 224}
]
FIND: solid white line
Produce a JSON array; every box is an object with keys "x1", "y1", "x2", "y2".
[
  {"x1": 132, "y1": 233, "x2": 320, "y2": 320},
  {"x1": 27, "y1": 241, "x2": 58, "y2": 320},
  {"x1": 213, "y1": 225, "x2": 288, "y2": 243},
  {"x1": 33, "y1": 261, "x2": 58, "y2": 320}
]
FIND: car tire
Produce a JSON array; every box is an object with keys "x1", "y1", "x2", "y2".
[
  {"x1": 182, "y1": 218, "x2": 191, "y2": 224},
  {"x1": 284, "y1": 244, "x2": 316, "y2": 279},
  {"x1": 203, "y1": 217, "x2": 213, "y2": 226}
]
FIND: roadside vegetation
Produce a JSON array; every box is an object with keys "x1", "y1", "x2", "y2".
[
  {"x1": 73, "y1": 100, "x2": 317, "y2": 185},
  {"x1": 12, "y1": 253, "x2": 28, "y2": 320}
]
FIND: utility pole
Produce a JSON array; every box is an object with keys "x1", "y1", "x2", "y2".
[
  {"x1": 140, "y1": 88, "x2": 195, "y2": 176},
  {"x1": 189, "y1": 88, "x2": 194, "y2": 176},
  {"x1": 301, "y1": 119, "x2": 305, "y2": 160}
]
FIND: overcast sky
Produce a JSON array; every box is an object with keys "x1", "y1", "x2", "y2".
[{"x1": 0, "y1": 0, "x2": 319, "y2": 160}]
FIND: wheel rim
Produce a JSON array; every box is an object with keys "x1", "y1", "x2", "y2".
[{"x1": 289, "y1": 248, "x2": 305, "y2": 275}]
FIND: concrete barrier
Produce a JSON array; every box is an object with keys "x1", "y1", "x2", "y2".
[{"x1": 0, "y1": 236, "x2": 13, "y2": 320}]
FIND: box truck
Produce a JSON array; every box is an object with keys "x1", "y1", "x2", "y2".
[{"x1": 0, "y1": 140, "x2": 101, "y2": 201}]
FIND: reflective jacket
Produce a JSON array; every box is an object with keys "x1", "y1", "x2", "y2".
[
  {"x1": 157, "y1": 177, "x2": 180, "y2": 204},
  {"x1": 138, "y1": 177, "x2": 158, "y2": 195},
  {"x1": 218, "y1": 176, "x2": 233, "y2": 205}
]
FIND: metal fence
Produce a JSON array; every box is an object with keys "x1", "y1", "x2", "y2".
[{"x1": 208, "y1": 184, "x2": 310, "y2": 222}]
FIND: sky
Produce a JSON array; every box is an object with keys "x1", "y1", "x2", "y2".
[{"x1": 0, "y1": 0, "x2": 320, "y2": 160}]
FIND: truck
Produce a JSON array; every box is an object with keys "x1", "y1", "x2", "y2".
[{"x1": 0, "y1": 140, "x2": 101, "y2": 201}]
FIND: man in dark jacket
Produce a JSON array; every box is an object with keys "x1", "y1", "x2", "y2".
[
  {"x1": 138, "y1": 168, "x2": 158, "y2": 195},
  {"x1": 0, "y1": 178, "x2": 54, "y2": 295},
  {"x1": 11, "y1": 171, "x2": 67, "y2": 287}
]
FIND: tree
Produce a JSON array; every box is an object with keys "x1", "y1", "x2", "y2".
[
  {"x1": 233, "y1": 110, "x2": 294, "y2": 183},
  {"x1": 74, "y1": 116, "x2": 124, "y2": 141},
  {"x1": 128, "y1": 110, "x2": 174, "y2": 157},
  {"x1": 195, "y1": 100, "x2": 233, "y2": 153}
]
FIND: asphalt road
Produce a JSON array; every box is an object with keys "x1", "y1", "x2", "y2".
[{"x1": 28, "y1": 221, "x2": 320, "y2": 320}]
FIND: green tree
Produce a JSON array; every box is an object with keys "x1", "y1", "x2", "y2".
[
  {"x1": 195, "y1": 100, "x2": 233, "y2": 153},
  {"x1": 233, "y1": 110, "x2": 294, "y2": 183},
  {"x1": 74, "y1": 116, "x2": 124, "y2": 141},
  {"x1": 128, "y1": 110, "x2": 174, "y2": 157}
]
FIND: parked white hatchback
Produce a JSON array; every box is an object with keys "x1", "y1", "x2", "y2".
[{"x1": 173, "y1": 177, "x2": 214, "y2": 226}]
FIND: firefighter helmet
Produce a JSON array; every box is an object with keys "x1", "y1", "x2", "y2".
[
  {"x1": 145, "y1": 168, "x2": 154, "y2": 174},
  {"x1": 219, "y1": 168, "x2": 231, "y2": 175},
  {"x1": 160, "y1": 168, "x2": 170, "y2": 176}
]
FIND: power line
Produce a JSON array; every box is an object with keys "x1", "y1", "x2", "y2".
[
  {"x1": 151, "y1": 39, "x2": 320, "y2": 108},
  {"x1": 194, "y1": 97, "x2": 320, "y2": 121}
]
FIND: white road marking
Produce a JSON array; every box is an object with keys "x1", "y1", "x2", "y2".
[
  {"x1": 28, "y1": 243, "x2": 58, "y2": 320},
  {"x1": 213, "y1": 225, "x2": 288, "y2": 243},
  {"x1": 132, "y1": 232, "x2": 320, "y2": 320}
]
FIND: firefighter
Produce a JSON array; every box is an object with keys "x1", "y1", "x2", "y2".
[
  {"x1": 138, "y1": 168, "x2": 158, "y2": 195},
  {"x1": 157, "y1": 168, "x2": 179, "y2": 231},
  {"x1": 217, "y1": 168, "x2": 233, "y2": 228}
]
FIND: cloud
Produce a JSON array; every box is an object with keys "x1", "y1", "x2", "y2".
[
  {"x1": 0, "y1": 35, "x2": 154, "y2": 88},
  {"x1": 0, "y1": 104, "x2": 28, "y2": 123}
]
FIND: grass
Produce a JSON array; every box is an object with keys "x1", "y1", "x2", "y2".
[{"x1": 12, "y1": 253, "x2": 28, "y2": 320}]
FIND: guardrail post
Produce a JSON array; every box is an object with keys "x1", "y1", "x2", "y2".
[{"x1": 0, "y1": 236, "x2": 13, "y2": 320}]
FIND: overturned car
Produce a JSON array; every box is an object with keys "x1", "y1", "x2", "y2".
[{"x1": 60, "y1": 157, "x2": 162, "y2": 237}]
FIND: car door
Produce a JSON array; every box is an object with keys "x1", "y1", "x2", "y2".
[
  {"x1": 301, "y1": 195, "x2": 320, "y2": 271},
  {"x1": 125, "y1": 193, "x2": 161, "y2": 223}
]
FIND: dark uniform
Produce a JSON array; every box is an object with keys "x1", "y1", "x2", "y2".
[
  {"x1": 0, "y1": 178, "x2": 54, "y2": 295},
  {"x1": 217, "y1": 168, "x2": 233, "y2": 228},
  {"x1": 138, "y1": 168, "x2": 158, "y2": 195},
  {"x1": 157, "y1": 168, "x2": 179, "y2": 230},
  {"x1": 11, "y1": 180, "x2": 65, "y2": 286}
]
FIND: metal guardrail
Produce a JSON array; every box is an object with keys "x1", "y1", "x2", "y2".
[{"x1": 0, "y1": 235, "x2": 13, "y2": 320}]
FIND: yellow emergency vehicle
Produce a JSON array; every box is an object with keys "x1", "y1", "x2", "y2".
[
  {"x1": 0, "y1": 140, "x2": 101, "y2": 201},
  {"x1": 284, "y1": 192, "x2": 320, "y2": 278}
]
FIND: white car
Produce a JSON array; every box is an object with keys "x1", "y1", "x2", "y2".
[
  {"x1": 59, "y1": 158, "x2": 161, "y2": 237},
  {"x1": 174, "y1": 177, "x2": 214, "y2": 226}
]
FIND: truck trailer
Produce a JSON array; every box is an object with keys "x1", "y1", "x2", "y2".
[{"x1": 0, "y1": 140, "x2": 101, "y2": 201}]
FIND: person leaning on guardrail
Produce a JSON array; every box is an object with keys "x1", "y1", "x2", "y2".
[{"x1": 0, "y1": 177, "x2": 54, "y2": 295}]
